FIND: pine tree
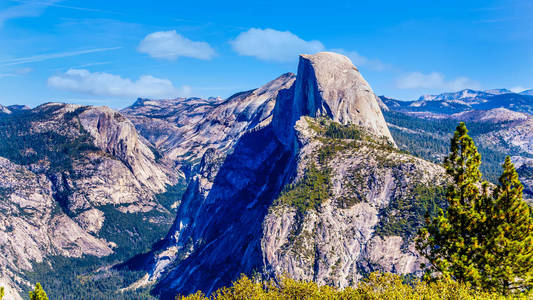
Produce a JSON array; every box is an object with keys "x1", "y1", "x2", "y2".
[
  {"x1": 417, "y1": 122, "x2": 533, "y2": 295},
  {"x1": 29, "y1": 283, "x2": 48, "y2": 300},
  {"x1": 416, "y1": 122, "x2": 490, "y2": 286},
  {"x1": 482, "y1": 156, "x2": 533, "y2": 294}
]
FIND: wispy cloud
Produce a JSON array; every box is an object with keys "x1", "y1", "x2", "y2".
[
  {"x1": 48, "y1": 68, "x2": 191, "y2": 99},
  {"x1": 396, "y1": 71, "x2": 480, "y2": 91},
  {"x1": 0, "y1": 0, "x2": 61, "y2": 27},
  {"x1": 0, "y1": 73, "x2": 17, "y2": 78},
  {"x1": 0, "y1": 47, "x2": 121, "y2": 66},
  {"x1": 473, "y1": 17, "x2": 520, "y2": 24},
  {"x1": 0, "y1": 67, "x2": 32, "y2": 78},
  {"x1": 332, "y1": 49, "x2": 389, "y2": 71},
  {"x1": 230, "y1": 28, "x2": 325, "y2": 63},
  {"x1": 71, "y1": 61, "x2": 112, "y2": 68},
  {"x1": 138, "y1": 30, "x2": 216, "y2": 60},
  {"x1": 8, "y1": 0, "x2": 117, "y2": 14}
]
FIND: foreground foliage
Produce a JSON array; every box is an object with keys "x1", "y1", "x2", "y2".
[
  {"x1": 417, "y1": 122, "x2": 533, "y2": 295},
  {"x1": 29, "y1": 283, "x2": 48, "y2": 300},
  {"x1": 176, "y1": 272, "x2": 508, "y2": 299}
]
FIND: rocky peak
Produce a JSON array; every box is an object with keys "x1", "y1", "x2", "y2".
[
  {"x1": 0, "y1": 104, "x2": 11, "y2": 114},
  {"x1": 273, "y1": 52, "x2": 395, "y2": 146},
  {"x1": 451, "y1": 107, "x2": 530, "y2": 124}
]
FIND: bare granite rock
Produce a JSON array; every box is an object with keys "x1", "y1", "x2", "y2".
[{"x1": 273, "y1": 52, "x2": 395, "y2": 147}]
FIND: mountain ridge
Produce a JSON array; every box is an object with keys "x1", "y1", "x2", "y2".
[{"x1": 0, "y1": 52, "x2": 531, "y2": 299}]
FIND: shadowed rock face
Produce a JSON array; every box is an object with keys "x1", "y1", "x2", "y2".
[
  {"x1": 154, "y1": 127, "x2": 295, "y2": 299},
  {"x1": 273, "y1": 52, "x2": 395, "y2": 147}
]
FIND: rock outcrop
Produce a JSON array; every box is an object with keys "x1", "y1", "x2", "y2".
[
  {"x1": 451, "y1": 108, "x2": 529, "y2": 124},
  {"x1": 273, "y1": 52, "x2": 394, "y2": 147}
]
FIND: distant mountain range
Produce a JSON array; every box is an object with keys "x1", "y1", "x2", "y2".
[
  {"x1": 381, "y1": 89, "x2": 533, "y2": 115},
  {"x1": 379, "y1": 88, "x2": 533, "y2": 203}
]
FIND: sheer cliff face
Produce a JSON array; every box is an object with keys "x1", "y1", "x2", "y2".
[
  {"x1": 273, "y1": 52, "x2": 395, "y2": 147},
  {"x1": 137, "y1": 52, "x2": 442, "y2": 299}
]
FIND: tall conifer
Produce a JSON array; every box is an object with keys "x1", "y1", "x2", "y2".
[
  {"x1": 417, "y1": 122, "x2": 489, "y2": 285},
  {"x1": 483, "y1": 156, "x2": 533, "y2": 294},
  {"x1": 417, "y1": 123, "x2": 533, "y2": 295}
]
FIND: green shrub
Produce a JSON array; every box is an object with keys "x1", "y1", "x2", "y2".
[
  {"x1": 274, "y1": 163, "x2": 331, "y2": 214},
  {"x1": 375, "y1": 184, "x2": 447, "y2": 241},
  {"x1": 176, "y1": 272, "x2": 513, "y2": 299}
]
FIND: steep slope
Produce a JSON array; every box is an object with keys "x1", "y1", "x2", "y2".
[
  {"x1": 381, "y1": 85, "x2": 533, "y2": 200},
  {"x1": 129, "y1": 52, "x2": 444, "y2": 299},
  {"x1": 451, "y1": 108, "x2": 529, "y2": 123},
  {"x1": 0, "y1": 103, "x2": 180, "y2": 298},
  {"x1": 450, "y1": 109, "x2": 533, "y2": 156}
]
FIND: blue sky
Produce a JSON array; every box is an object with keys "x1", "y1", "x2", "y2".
[{"x1": 0, "y1": 0, "x2": 531, "y2": 109}]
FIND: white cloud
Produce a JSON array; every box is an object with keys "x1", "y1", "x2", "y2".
[
  {"x1": 48, "y1": 69, "x2": 190, "y2": 99},
  {"x1": 0, "y1": 47, "x2": 121, "y2": 66},
  {"x1": 333, "y1": 49, "x2": 388, "y2": 71},
  {"x1": 230, "y1": 28, "x2": 325, "y2": 63},
  {"x1": 138, "y1": 30, "x2": 216, "y2": 60},
  {"x1": 0, "y1": 0, "x2": 62, "y2": 27},
  {"x1": 396, "y1": 72, "x2": 480, "y2": 91}
]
